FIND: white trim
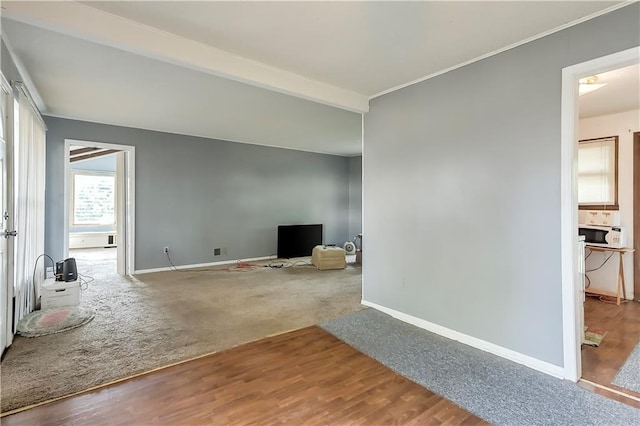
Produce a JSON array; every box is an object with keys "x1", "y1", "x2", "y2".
[
  {"x1": 362, "y1": 300, "x2": 565, "y2": 379},
  {"x1": 2, "y1": 2, "x2": 368, "y2": 113},
  {"x1": 370, "y1": 2, "x2": 633, "y2": 100},
  {"x1": 134, "y1": 256, "x2": 272, "y2": 275},
  {"x1": 116, "y1": 151, "x2": 126, "y2": 276},
  {"x1": 0, "y1": 72, "x2": 11, "y2": 352},
  {"x1": 2, "y1": 71, "x2": 15, "y2": 349},
  {"x1": 360, "y1": 112, "x2": 365, "y2": 303},
  {"x1": 64, "y1": 139, "x2": 136, "y2": 275},
  {"x1": 1, "y1": 31, "x2": 46, "y2": 112},
  {"x1": 560, "y1": 46, "x2": 640, "y2": 383}
]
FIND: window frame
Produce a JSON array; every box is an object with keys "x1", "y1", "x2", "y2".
[
  {"x1": 70, "y1": 169, "x2": 117, "y2": 227},
  {"x1": 577, "y1": 135, "x2": 619, "y2": 211}
]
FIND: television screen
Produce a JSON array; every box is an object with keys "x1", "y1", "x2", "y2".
[{"x1": 277, "y1": 224, "x2": 323, "y2": 258}]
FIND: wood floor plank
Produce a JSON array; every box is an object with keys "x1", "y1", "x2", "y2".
[
  {"x1": 582, "y1": 296, "x2": 640, "y2": 407},
  {"x1": 2, "y1": 326, "x2": 486, "y2": 425}
]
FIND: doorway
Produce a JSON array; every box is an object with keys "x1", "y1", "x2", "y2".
[
  {"x1": 561, "y1": 46, "x2": 640, "y2": 398},
  {"x1": 578, "y1": 111, "x2": 640, "y2": 402},
  {"x1": 561, "y1": 48, "x2": 640, "y2": 406},
  {"x1": 68, "y1": 147, "x2": 120, "y2": 278},
  {"x1": 63, "y1": 139, "x2": 135, "y2": 276}
]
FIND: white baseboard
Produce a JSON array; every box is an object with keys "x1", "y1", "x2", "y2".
[
  {"x1": 134, "y1": 256, "x2": 272, "y2": 275},
  {"x1": 361, "y1": 300, "x2": 565, "y2": 379}
]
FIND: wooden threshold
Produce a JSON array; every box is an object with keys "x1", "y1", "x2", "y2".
[
  {"x1": 1, "y1": 326, "x2": 485, "y2": 425},
  {"x1": 578, "y1": 379, "x2": 640, "y2": 408}
]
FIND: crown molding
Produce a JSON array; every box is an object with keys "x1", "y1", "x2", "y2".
[{"x1": 370, "y1": 1, "x2": 635, "y2": 100}]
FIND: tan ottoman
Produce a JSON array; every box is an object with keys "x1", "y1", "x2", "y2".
[{"x1": 311, "y1": 245, "x2": 346, "y2": 270}]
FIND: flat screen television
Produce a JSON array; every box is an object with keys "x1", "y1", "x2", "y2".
[{"x1": 277, "y1": 224, "x2": 323, "y2": 258}]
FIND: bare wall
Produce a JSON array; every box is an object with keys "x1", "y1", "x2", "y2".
[
  {"x1": 348, "y1": 156, "x2": 362, "y2": 240},
  {"x1": 45, "y1": 117, "x2": 352, "y2": 270},
  {"x1": 1, "y1": 39, "x2": 22, "y2": 83},
  {"x1": 363, "y1": 4, "x2": 640, "y2": 367}
]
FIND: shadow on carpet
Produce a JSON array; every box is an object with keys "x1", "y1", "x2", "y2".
[
  {"x1": 321, "y1": 309, "x2": 640, "y2": 426},
  {"x1": 613, "y1": 341, "x2": 640, "y2": 394}
]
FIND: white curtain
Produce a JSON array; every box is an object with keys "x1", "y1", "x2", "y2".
[{"x1": 13, "y1": 84, "x2": 46, "y2": 328}]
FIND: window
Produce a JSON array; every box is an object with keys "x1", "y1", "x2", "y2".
[
  {"x1": 577, "y1": 136, "x2": 618, "y2": 210},
  {"x1": 72, "y1": 171, "x2": 116, "y2": 225}
]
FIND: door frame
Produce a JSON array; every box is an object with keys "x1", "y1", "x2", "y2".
[
  {"x1": 634, "y1": 132, "x2": 640, "y2": 302},
  {"x1": 0, "y1": 71, "x2": 13, "y2": 353},
  {"x1": 560, "y1": 45, "x2": 640, "y2": 382},
  {"x1": 63, "y1": 139, "x2": 135, "y2": 275}
]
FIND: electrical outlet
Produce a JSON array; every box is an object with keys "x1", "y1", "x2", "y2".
[
  {"x1": 214, "y1": 248, "x2": 221, "y2": 256},
  {"x1": 45, "y1": 267, "x2": 54, "y2": 279},
  {"x1": 163, "y1": 247, "x2": 169, "y2": 253}
]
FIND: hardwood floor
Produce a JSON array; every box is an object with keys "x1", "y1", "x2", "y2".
[
  {"x1": 2, "y1": 326, "x2": 485, "y2": 425},
  {"x1": 582, "y1": 295, "x2": 640, "y2": 407}
]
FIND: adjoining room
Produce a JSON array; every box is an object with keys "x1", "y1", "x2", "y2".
[
  {"x1": 1, "y1": 1, "x2": 639, "y2": 424},
  {"x1": 576, "y1": 63, "x2": 640, "y2": 401}
]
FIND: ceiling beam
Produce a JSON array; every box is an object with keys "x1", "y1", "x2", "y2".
[
  {"x1": 70, "y1": 147, "x2": 101, "y2": 157},
  {"x1": 2, "y1": 1, "x2": 369, "y2": 113},
  {"x1": 71, "y1": 149, "x2": 119, "y2": 163}
]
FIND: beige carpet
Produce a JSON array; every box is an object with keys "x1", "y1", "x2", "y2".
[{"x1": 0, "y1": 249, "x2": 363, "y2": 413}]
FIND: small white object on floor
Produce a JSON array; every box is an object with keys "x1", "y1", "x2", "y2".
[{"x1": 41, "y1": 278, "x2": 81, "y2": 309}]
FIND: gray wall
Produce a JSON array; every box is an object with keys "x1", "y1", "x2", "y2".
[
  {"x1": 45, "y1": 117, "x2": 352, "y2": 270},
  {"x1": 348, "y1": 156, "x2": 362, "y2": 240},
  {"x1": 1, "y1": 39, "x2": 22, "y2": 83},
  {"x1": 363, "y1": 3, "x2": 640, "y2": 368}
]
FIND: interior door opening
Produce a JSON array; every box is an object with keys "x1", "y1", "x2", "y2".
[
  {"x1": 68, "y1": 148, "x2": 120, "y2": 278},
  {"x1": 63, "y1": 140, "x2": 135, "y2": 278},
  {"x1": 578, "y1": 73, "x2": 640, "y2": 403},
  {"x1": 561, "y1": 47, "x2": 638, "y2": 378},
  {"x1": 561, "y1": 47, "x2": 640, "y2": 403}
]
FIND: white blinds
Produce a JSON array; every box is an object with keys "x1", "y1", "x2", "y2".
[
  {"x1": 14, "y1": 85, "x2": 46, "y2": 326},
  {"x1": 577, "y1": 137, "x2": 616, "y2": 206}
]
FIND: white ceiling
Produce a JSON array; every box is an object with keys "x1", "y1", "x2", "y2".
[
  {"x1": 2, "y1": 19, "x2": 362, "y2": 156},
  {"x1": 1, "y1": 1, "x2": 632, "y2": 156},
  {"x1": 579, "y1": 63, "x2": 640, "y2": 119},
  {"x1": 78, "y1": 1, "x2": 624, "y2": 97}
]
